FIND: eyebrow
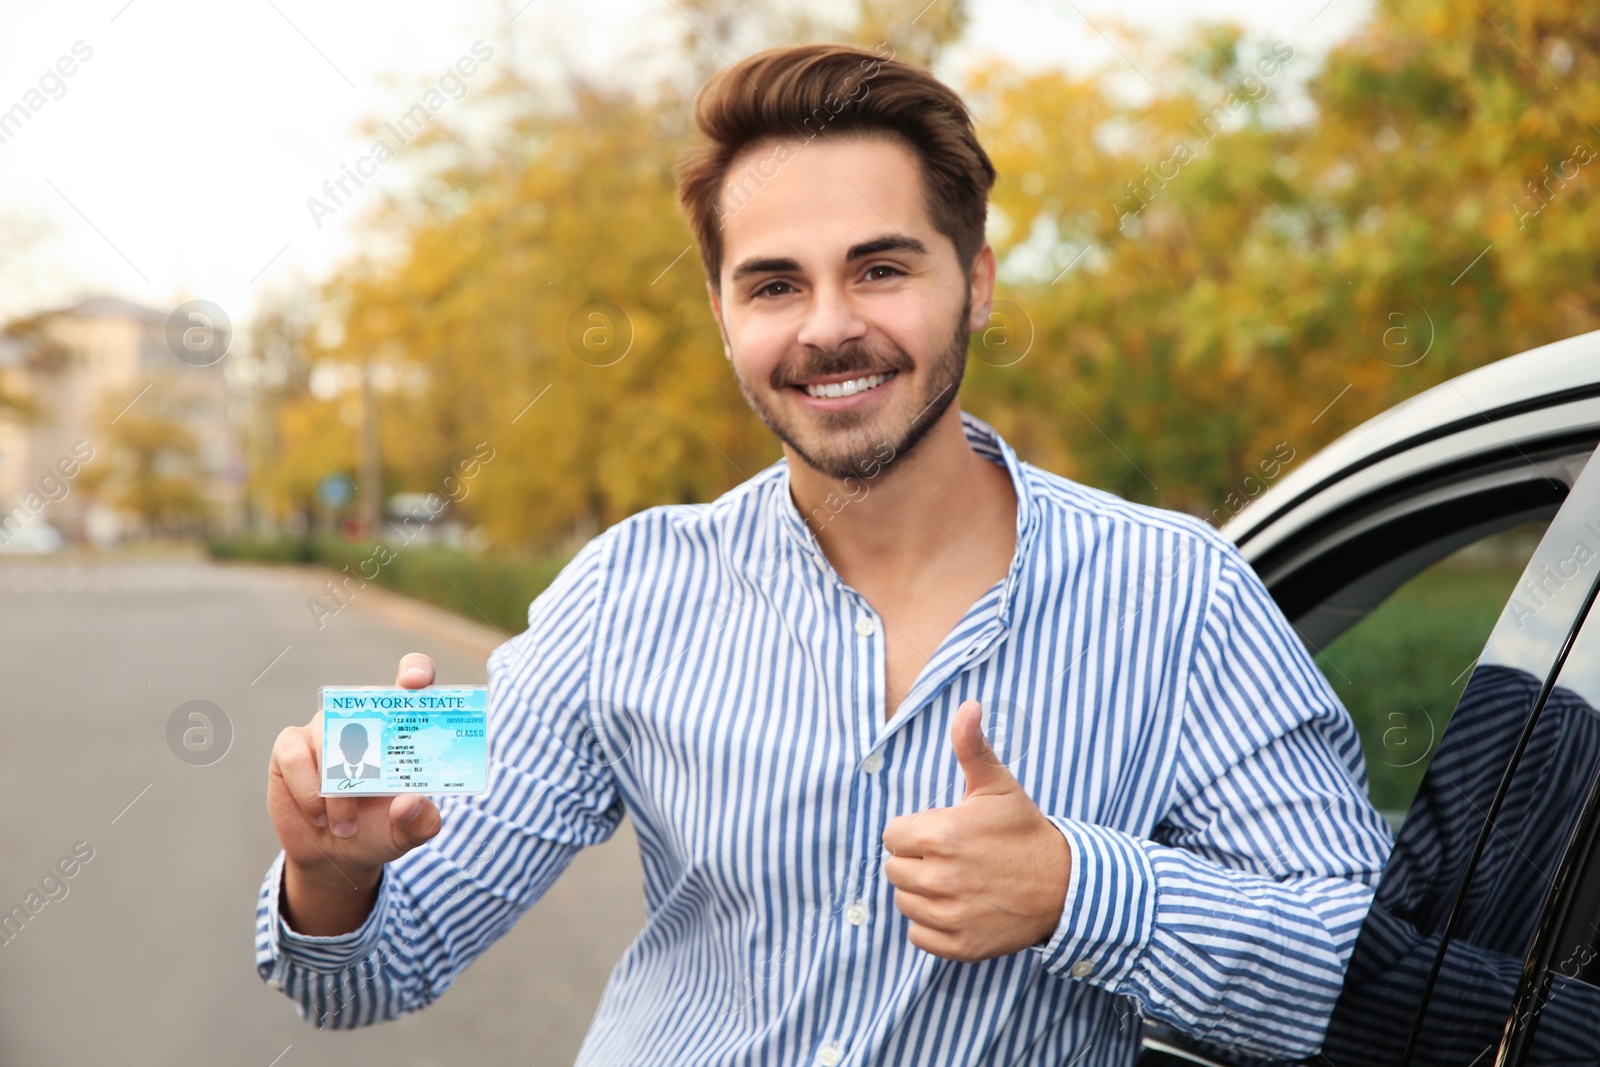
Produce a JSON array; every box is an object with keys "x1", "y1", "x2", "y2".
[
  {"x1": 729, "y1": 256, "x2": 799, "y2": 282},
  {"x1": 728, "y1": 233, "x2": 928, "y2": 282},
  {"x1": 848, "y1": 234, "x2": 928, "y2": 261}
]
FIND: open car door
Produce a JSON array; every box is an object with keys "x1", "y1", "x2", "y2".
[{"x1": 1136, "y1": 329, "x2": 1600, "y2": 1066}]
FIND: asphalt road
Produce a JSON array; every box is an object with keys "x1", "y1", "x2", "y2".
[{"x1": 0, "y1": 558, "x2": 645, "y2": 1067}]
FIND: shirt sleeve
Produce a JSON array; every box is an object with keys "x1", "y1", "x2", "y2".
[
  {"x1": 1029, "y1": 542, "x2": 1395, "y2": 1060},
  {"x1": 254, "y1": 528, "x2": 627, "y2": 1029}
]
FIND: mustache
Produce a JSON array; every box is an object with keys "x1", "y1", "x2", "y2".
[{"x1": 772, "y1": 345, "x2": 915, "y2": 389}]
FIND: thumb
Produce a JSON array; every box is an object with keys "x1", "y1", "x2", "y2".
[
  {"x1": 389, "y1": 794, "x2": 442, "y2": 852},
  {"x1": 951, "y1": 699, "x2": 1021, "y2": 800}
]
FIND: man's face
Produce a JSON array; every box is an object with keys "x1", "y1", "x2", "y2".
[{"x1": 708, "y1": 134, "x2": 991, "y2": 482}]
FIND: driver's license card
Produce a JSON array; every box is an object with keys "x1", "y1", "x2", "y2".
[{"x1": 319, "y1": 685, "x2": 489, "y2": 797}]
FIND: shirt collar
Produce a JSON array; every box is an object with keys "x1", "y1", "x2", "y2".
[{"x1": 772, "y1": 409, "x2": 1038, "y2": 626}]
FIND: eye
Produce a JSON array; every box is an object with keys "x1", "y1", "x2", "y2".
[
  {"x1": 754, "y1": 279, "x2": 796, "y2": 298},
  {"x1": 864, "y1": 264, "x2": 904, "y2": 281}
]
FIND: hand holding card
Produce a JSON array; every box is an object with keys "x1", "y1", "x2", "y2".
[{"x1": 265, "y1": 652, "x2": 452, "y2": 936}]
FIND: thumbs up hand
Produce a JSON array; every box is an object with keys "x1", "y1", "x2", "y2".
[{"x1": 880, "y1": 699, "x2": 1071, "y2": 963}]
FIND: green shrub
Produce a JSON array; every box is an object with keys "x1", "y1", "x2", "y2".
[{"x1": 207, "y1": 536, "x2": 570, "y2": 634}]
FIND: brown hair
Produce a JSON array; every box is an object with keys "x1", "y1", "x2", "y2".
[{"x1": 675, "y1": 42, "x2": 997, "y2": 291}]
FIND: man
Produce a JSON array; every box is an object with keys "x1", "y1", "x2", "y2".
[{"x1": 257, "y1": 43, "x2": 1393, "y2": 1064}]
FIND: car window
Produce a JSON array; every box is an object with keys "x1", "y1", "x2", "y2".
[
  {"x1": 1311, "y1": 521, "x2": 1547, "y2": 823},
  {"x1": 1401, "y1": 596, "x2": 1600, "y2": 1065},
  {"x1": 1315, "y1": 445, "x2": 1600, "y2": 1066},
  {"x1": 1496, "y1": 591, "x2": 1600, "y2": 1064}
]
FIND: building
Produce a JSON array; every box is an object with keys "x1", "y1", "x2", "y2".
[{"x1": 0, "y1": 296, "x2": 241, "y2": 546}]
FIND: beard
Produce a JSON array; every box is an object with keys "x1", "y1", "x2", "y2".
[{"x1": 734, "y1": 291, "x2": 970, "y2": 482}]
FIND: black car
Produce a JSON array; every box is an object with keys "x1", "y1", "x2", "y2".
[{"x1": 1140, "y1": 328, "x2": 1600, "y2": 1066}]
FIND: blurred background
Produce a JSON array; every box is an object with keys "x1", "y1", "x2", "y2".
[{"x1": 0, "y1": 0, "x2": 1595, "y2": 1062}]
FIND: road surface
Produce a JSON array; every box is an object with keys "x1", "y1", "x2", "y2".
[{"x1": 0, "y1": 558, "x2": 645, "y2": 1067}]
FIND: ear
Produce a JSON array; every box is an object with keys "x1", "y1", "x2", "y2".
[
  {"x1": 706, "y1": 279, "x2": 732, "y2": 362},
  {"x1": 967, "y1": 242, "x2": 997, "y2": 334}
]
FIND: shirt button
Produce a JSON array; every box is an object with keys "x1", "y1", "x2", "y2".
[
  {"x1": 854, "y1": 616, "x2": 877, "y2": 636},
  {"x1": 818, "y1": 1044, "x2": 842, "y2": 1065},
  {"x1": 1070, "y1": 959, "x2": 1095, "y2": 978},
  {"x1": 845, "y1": 902, "x2": 868, "y2": 926},
  {"x1": 861, "y1": 752, "x2": 884, "y2": 774}
]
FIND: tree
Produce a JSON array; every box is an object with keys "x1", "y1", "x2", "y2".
[
  {"x1": 246, "y1": 0, "x2": 1600, "y2": 548},
  {"x1": 100, "y1": 403, "x2": 207, "y2": 537}
]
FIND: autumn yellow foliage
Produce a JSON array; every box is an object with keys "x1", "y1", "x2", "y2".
[{"x1": 243, "y1": 0, "x2": 1600, "y2": 550}]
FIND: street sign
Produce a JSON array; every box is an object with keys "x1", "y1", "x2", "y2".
[{"x1": 317, "y1": 474, "x2": 354, "y2": 509}]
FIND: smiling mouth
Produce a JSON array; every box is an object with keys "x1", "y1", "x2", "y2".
[{"x1": 795, "y1": 371, "x2": 897, "y2": 399}]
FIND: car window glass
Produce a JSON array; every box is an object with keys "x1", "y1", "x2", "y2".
[
  {"x1": 1402, "y1": 583, "x2": 1600, "y2": 1065},
  {"x1": 1496, "y1": 591, "x2": 1600, "y2": 1064},
  {"x1": 1316, "y1": 447, "x2": 1600, "y2": 1066},
  {"x1": 1313, "y1": 520, "x2": 1546, "y2": 823}
]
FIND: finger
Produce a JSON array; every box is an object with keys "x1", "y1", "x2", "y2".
[
  {"x1": 298, "y1": 710, "x2": 332, "y2": 830},
  {"x1": 272, "y1": 726, "x2": 328, "y2": 829},
  {"x1": 881, "y1": 815, "x2": 925, "y2": 859},
  {"x1": 884, "y1": 807, "x2": 953, "y2": 858},
  {"x1": 324, "y1": 795, "x2": 363, "y2": 838},
  {"x1": 388, "y1": 794, "x2": 442, "y2": 853},
  {"x1": 396, "y1": 653, "x2": 435, "y2": 688},
  {"x1": 892, "y1": 888, "x2": 960, "y2": 933},
  {"x1": 951, "y1": 699, "x2": 1019, "y2": 799},
  {"x1": 883, "y1": 855, "x2": 942, "y2": 896},
  {"x1": 906, "y1": 922, "x2": 964, "y2": 961}
]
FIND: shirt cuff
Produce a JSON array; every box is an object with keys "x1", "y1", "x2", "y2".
[
  {"x1": 1029, "y1": 816, "x2": 1159, "y2": 989},
  {"x1": 257, "y1": 850, "x2": 391, "y2": 978}
]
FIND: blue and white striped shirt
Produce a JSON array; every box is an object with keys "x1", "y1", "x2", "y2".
[{"x1": 256, "y1": 410, "x2": 1394, "y2": 1065}]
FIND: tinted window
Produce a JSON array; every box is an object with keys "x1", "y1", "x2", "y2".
[
  {"x1": 1498, "y1": 591, "x2": 1600, "y2": 1065},
  {"x1": 1316, "y1": 448, "x2": 1600, "y2": 1065},
  {"x1": 1402, "y1": 666, "x2": 1598, "y2": 1063},
  {"x1": 1312, "y1": 522, "x2": 1545, "y2": 820}
]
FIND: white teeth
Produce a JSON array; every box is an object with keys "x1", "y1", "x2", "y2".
[{"x1": 802, "y1": 372, "x2": 894, "y2": 399}]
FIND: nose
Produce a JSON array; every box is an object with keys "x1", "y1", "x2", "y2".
[{"x1": 795, "y1": 282, "x2": 868, "y2": 354}]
